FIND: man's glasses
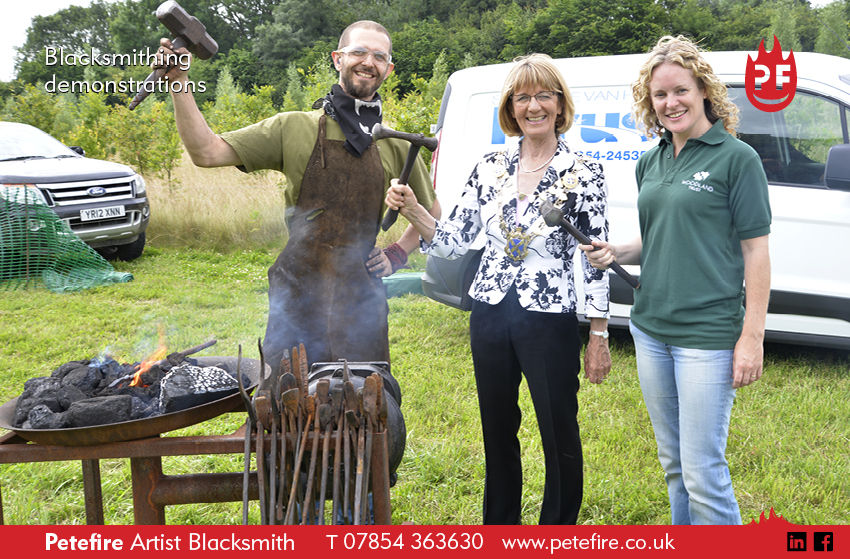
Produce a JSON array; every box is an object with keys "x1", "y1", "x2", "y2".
[
  {"x1": 336, "y1": 46, "x2": 392, "y2": 66},
  {"x1": 511, "y1": 91, "x2": 560, "y2": 106}
]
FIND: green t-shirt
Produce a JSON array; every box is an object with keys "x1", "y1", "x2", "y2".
[
  {"x1": 220, "y1": 109, "x2": 436, "y2": 218},
  {"x1": 631, "y1": 120, "x2": 772, "y2": 349}
]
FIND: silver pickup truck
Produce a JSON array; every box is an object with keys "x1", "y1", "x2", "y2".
[{"x1": 0, "y1": 121, "x2": 149, "y2": 261}]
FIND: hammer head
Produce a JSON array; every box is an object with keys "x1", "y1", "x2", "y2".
[
  {"x1": 539, "y1": 199, "x2": 564, "y2": 228},
  {"x1": 156, "y1": 0, "x2": 218, "y2": 60},
  {"x1": 371, "y1": 123, "x2": 438, "y2": 152}
]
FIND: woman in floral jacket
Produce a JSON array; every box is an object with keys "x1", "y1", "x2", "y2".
[{"x1": 385, "y1": 54, "x2": 611, "y2": 524}]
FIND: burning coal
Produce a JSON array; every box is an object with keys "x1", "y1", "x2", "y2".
[{"x1": 11, "y1": 340, "x2": 249, "y2": 430}]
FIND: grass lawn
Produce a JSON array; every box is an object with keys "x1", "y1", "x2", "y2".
[{"x1": 1, "y1": 247, "x2": 848, "y2": 525}]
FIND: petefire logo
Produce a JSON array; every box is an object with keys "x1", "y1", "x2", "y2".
[{"x1": 745, "y1": 36, "x2": 797, "y2": 112}]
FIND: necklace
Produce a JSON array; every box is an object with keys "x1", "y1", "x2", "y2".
[
  {"x1": 518, "y1": 148, "x2": 557, "y2": 173},
  {"x1": 498, "y1": 163, "x2": 554, "y2": 261}
]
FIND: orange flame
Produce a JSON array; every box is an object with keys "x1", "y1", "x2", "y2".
[{"x1": 130, "y1": 326, "x2": 168, "y2": 387}]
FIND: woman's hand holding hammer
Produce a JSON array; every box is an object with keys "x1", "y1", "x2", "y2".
[{"x1": 385, "y1": 180, "x2": 437, "y2": 244}]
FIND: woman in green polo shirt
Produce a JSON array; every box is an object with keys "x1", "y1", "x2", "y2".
[{"x1": 581, "y1": 35, "x2": 771, "y2": 525}]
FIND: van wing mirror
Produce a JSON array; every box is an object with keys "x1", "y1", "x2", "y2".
[{"x1": 825, "y1": 144, "x2": 850, "y2": 191}]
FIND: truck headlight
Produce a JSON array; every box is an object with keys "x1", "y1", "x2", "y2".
[
  {"x1": 0, "y1": 183, "x2": 48, "y2": 205},
  {"x1": 133, "y1": 174, "x2": 147, "y2": 196}
]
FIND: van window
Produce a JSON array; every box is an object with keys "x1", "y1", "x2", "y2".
[{"x1": 729, "y1": 87, "x2": 847, "y2": 188}]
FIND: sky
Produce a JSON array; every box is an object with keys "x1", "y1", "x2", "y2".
[
  {"x1": 1, "y1": 0, "x2": 841, "y2": 83},
  {"x1": 2, "y1": 0, "x2": 122, "y2": 82}
]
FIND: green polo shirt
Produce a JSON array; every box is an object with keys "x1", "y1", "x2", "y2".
[
  {"x1": 631, "y1": 120, "x2": 771, "y2": 349},
  {"x1": 220, "y1": 108, "x2": 435, "y2": 218}
]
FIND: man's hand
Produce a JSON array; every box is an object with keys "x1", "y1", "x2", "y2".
[
  {"x1": 156, "y1": 38, "x2": 192, "y2": 83},
  {"x1": 366, "y1": 247, "x2": 393, "y2": 278}
]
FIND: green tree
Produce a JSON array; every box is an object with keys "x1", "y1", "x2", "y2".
[
  {"x1": 252, "y1": 0, "x2": 340, "y2": 72},
  {"x1": 203, "y1": 67, "x2": 277, "y2": 133},
  {"x1": 509, "y1": 0, "x2": 670, "y2": 58},
  {"x1": 1, "y1": 84, "x2": 64, "y2": 136},
  {"x1": 222, "y1": 46, "x2": 266, "y2": 92},
  {"x1": 279, "y1": 64, "x2": 309, "y2": 112},
  {"x1": 65, "y1": 91, "x2": 112, "y2": 161},
  {"x1": 768, "y1": 0, "x2": 803, "y2": 52},
  {"x1": 383, "y1": 51, "x2": 449, "y2": 140},
  {"x1": 105, "y1": 101, "x2": 182, "y2": 186},
  {"x1": 392, "y1": 19, "x2": 457, "y2": 91},
  {"x1": 815, "y1": 0, "x2": 850, "y2": 58},
  {"x1": 15, "y1": 1, "x2": 116, "y2": 83},
  {"x1": 108, "y1": 0, "x2": 244, "y2": 57},
  {"x1": 210, "y1": 0, "x2": 278, "y2": 40},
  {"x1": 663, "y1": 0, "x2": 721, "y2": 47}
]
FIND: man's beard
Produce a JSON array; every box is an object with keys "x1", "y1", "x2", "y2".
[{"x1": 340, "y1": 66, "x2": 382, "y2": 100}]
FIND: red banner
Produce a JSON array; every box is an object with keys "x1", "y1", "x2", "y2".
[{"x1": 1, "y1": 510, "x2": 845, "y2": 558}]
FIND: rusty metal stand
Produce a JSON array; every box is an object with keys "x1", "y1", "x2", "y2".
[
  {"x1": 81, "y1": 459, "x2": 104, "y2": 524},
  {"x1": 0, "y1": 423, "x2": 390, "y2": 525}
]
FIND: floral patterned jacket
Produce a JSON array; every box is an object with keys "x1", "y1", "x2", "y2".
[{"x1": 422, "y1": 138, "x2": 610, "y2": 317}]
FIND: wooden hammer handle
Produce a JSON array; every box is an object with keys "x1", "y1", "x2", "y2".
[{"x1": 128, "y1": 36, "x2": 189, "y2": 110}]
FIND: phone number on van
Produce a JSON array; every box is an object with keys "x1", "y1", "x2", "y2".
[{"x1": 574, "y1": 150, "x2": 648, "y2": 161}]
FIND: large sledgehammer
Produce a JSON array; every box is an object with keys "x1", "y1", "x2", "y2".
[
  {"x1": 371, "y1": 123, "x2": 438, "y2": 231},
  {"x1": 539, "y1": 199, "x2": 640, "y2": 289},
  {"x1": 129, "y1": 1, "x2": 218, "y2": 110}
]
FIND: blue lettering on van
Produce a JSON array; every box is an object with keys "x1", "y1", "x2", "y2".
[
  {"x1": 492, "y1": 106, "x2": 506, "y2": 144},
  {"x1": 577, "y1": 113, "x2": 649, "y2": 143},
  {"x1": 576, "y1": 89, "x2": 630, "y2": 102},
  {"x1": 490, "y1": 109, "x2": 648, "y2": 145}
]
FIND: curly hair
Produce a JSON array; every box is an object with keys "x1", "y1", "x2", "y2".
[
  {"x1": 632, "y1": 36, "x2": 739, "y2": 138},
  {"x1": 498, "y1": 54, "x2": 575, "y2": 137}
]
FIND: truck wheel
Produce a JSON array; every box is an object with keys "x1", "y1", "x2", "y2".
[{"x1": 111, "y1": 232, "x2": 146, "y2": 261}]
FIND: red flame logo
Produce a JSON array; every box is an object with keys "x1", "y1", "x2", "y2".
[{"x1": 745, "y1": 36, "x2": 797, "y2": 113}]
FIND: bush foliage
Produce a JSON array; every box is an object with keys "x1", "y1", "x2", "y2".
[
  {"x1": 0, "y1": 54, "x2": 447, "y2": 185},
  {"x1": 1, "y1": 0, "x2": 846, "y2": 187}
]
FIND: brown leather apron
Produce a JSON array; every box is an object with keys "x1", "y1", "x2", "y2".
[{"x1": 262, "y1": 115, "x2": 389, "y2": 375}]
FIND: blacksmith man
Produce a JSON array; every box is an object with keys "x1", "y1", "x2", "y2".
[{"x1": 157, "y1": 21, "x2": 440, "y2": 375}]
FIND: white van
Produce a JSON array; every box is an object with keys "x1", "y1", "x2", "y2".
[{"x1": 422, "y1": 51, "x2": 850, "y2": 349}]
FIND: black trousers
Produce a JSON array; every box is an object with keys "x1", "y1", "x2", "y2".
[{"x1": 470, "y1": 289, "x2": 583, "y2": 525}]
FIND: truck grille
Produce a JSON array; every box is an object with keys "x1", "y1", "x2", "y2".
[
  {"x1": 37, "y1": 176, "x2": 136, "y2": 207},
  {"x1": 66, "y1": 210, "x2": 143, "y2": 232}
]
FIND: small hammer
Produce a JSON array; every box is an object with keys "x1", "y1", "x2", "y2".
[
  {"x1": 371, "y1": 123, "x2": 438, "y2": 231},
  {"x1": 539, "y1": 199, "x2": 640, "y2": 289},
  {"x1": 129, "y1": 0, "x2": 219, "y2": 110}
]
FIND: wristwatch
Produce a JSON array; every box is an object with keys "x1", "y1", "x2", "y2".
[{"x1": 590, "y1": 330, "x2": 609, "y2": 339}]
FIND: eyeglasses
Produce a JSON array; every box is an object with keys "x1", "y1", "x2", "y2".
[
  {"x1": 511, "y1": 91, "x2": 560, "y2": 106},
  {"x1": 336, "y1": 46, "x2": 392, "y2": 66}
]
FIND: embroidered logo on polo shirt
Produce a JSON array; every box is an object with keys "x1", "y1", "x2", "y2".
[{"x1": 682, "y1": 171, "x2": 714, "y2": 192}]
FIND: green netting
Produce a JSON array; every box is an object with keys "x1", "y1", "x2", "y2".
[{"x1": 0, "y1": 186, "x2": 133, "y2": 292}]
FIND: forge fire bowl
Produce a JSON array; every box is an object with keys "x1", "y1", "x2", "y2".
[{"x1": 0, "y1": 356, "x2": 266, "y2": 446}]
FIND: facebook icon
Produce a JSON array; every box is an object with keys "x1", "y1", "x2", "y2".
[{"x1": 814, "y1": 532, "x2": 834, "y2": 552}]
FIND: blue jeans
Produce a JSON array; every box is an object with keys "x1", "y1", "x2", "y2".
[{"x1": 630, "y1": 322, "x2": 742, "y2": 525}]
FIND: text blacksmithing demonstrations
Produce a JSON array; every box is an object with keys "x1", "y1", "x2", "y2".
[{"x1": 42, "y1": 46, "x2": 208, "y2": 95}]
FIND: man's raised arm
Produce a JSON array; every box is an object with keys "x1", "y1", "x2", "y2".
[{"x1": 159, "y1": 37, "x2": 242, "y2": 168}]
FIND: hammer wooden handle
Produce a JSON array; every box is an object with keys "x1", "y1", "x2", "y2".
[
  {"x1": 128, "y1": 36, "x2": 189, "y2": 110},
  {"x1": 381, "y1": 144, "x2": 420, "y2": 231}
]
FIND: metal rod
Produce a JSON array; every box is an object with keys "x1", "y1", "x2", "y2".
[{"x1": 81, "y1": 459, "x2": 104, "y2": 525}]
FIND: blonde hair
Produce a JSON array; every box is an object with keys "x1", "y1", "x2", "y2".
[
  {"x1": 632, "y1": 35, "x2": 739, "y2": 138},
  {"x1": 498, "y1": 54, "x2": 575, "y2": 137}
]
